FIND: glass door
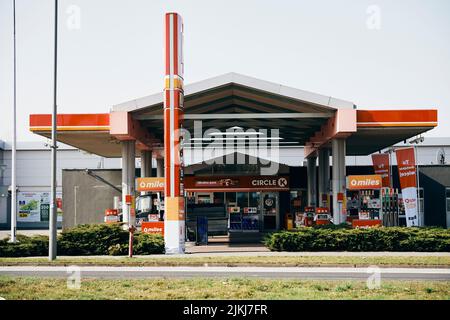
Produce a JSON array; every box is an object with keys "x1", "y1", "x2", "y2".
[
  {"x1": 446, "y1": 188, "x2": 450, "y2": 228},
  {"x1": 261, "y1": 192, "x2": 279, "y2": 231},
  {"x1": 243, "y1": 192, "x2": 261, "y2": 232}
]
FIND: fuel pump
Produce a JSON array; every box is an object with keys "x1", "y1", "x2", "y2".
[
  {"x1": 315, "y1": 207, "x2": 332, "y2": 225},
  {"x1": 303, "y1": 206, "x2": 316, "y2": 227}
]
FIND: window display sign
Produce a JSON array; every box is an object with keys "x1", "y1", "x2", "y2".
[{"x1": 17, "y1": 192, "x2": 63, "y2": 223}]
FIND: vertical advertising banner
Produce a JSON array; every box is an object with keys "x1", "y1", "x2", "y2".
[
  {"x1": 395, "y1": 147, "x2": 418, "y2": 227},
  {"x1": 371, "y1": 153, "x2": 391, "y2": 187}
]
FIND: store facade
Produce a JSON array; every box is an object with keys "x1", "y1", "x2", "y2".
[
  {"x1": 28, "y1": 71, "x2": 439, "y2": 251},
  {"x1": 184, "y1": 175, "x2": 290, "y2": 232},
  {"x1": 18, "y1": 12, "x2": 440, "y2": 253}
]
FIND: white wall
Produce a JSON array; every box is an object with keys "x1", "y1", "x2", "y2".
[{"x1": 2, "y1": 148, "x2": 121, "y2": 191}]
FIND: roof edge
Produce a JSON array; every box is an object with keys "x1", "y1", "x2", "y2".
[{"x1": 112, "y1": 72, "x2": 355, "y2": 113}]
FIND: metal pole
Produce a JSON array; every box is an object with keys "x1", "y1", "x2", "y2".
[
  {"x1": 49, "y1": 0, "x2": 58, "y2": 261},
  {"x1": 415, "y1": 145, "x2": 421, "y2": 226},
  {"x1": 389, "y1": 148, "x2": 393, "y2": 189},
  {"x1": 9, "y1": 0, "x2": 17, "y2": 243}
]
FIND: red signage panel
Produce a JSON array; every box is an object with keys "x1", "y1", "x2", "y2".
[
  {"x1": 141, "y1": 221, "x2": 164, "y2": 235},
  {"x1": 395, "y1": 147, "x2": 417, "y2": 189},
  {"x1": 371, "y1": 153, "x2": 391, "y2": 187},
  {"x1": 183, "y1": 176, "x2": 290, "y2": 192}
]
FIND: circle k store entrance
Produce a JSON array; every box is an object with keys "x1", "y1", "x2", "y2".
[
  {"x1": 184, "y1": 175, "x2": 291, "y2": 234},
  {"x1": 136, "y1": 157, "x2": 301, "y2": 242}
]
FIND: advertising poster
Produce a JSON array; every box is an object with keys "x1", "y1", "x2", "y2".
[
  {"x1": 56, "y1": 192, "x2": 63, "y2": 222},
  {"x1": 395, "y1": 147, "x2": 419, "y2": 227},
  {"x1": 371, "y1": 153, "x2": 391, "y2": 187},
  {"x1": 17, "y1": 192, "x2": 42, "y2": 222},
  {"x1": 17, "y1": 192, "x2": 63, "y2": 223}
]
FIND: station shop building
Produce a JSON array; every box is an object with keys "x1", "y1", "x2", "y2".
[{"x1": 22, "y1": 72, "x2": 448, "y2": 238}]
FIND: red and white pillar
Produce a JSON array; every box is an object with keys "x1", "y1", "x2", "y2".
[{"x1": 164, "y1": 12, "x2": 185, "y2": 254}]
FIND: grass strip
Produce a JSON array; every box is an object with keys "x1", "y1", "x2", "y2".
[
  {"x1": 0, "y1": 276, "x2": 449, "y2": 300},
  {"x1": 0, "y1": 255, "x2": 449, "y2": 268}
]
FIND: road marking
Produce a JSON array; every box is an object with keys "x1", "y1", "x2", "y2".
[{"x1": 1, "y1": 266, "x2": 449, "y2": 274}]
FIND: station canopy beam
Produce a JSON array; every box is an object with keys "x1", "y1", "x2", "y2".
[{"x1": 28, "y1": 73, "x2": 437, "y2": 159}]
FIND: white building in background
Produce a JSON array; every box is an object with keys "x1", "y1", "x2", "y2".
[
  {"x1": 0, "y1": 141, "x2": 121, "y2": 229},
  {"x1": 0, "y1": 137, "x2": 449, "y2": 229}
]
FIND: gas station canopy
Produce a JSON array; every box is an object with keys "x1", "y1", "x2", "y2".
[{"x1": 29, "y1": 73, "x2": 438, "y2": 158}]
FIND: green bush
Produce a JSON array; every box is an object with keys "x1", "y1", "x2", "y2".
[
  {"x1": 0, "y1": 224, "x2": 165, "y2": 257},
  {"x1": 107, "y1": 243, "x2": 129, "y2": 256},
  {"x1": 134, "y1": 233, "x2": 165, "y2": 255},
  {"x1": 264, "y1": 227, "x2": 450, "y2": 252},
  {"x1": 312, "y1": 223, "x2": 351, "y2": 230},
  {"x1": 0, "y1": 235, "x2": 49, "y2": 257},
  {"x1": 58, "y1": 224, "x2": 129, "y2": 255}
]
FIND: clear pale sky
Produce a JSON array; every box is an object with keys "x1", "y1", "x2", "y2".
[{"x1": 0, "y1": 0, "x2": 449, "y2": 144}]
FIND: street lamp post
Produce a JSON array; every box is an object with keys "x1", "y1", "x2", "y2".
[
  {"x1": 9, "y1": 0, "x2": 17, "y2": 244},
  {"x1": 49, "y1": 0, "x2": 58, "y2": 261}
]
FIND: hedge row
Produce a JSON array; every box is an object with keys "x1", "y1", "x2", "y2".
[
  {"x1": 264, "y1": 227, "x2": 450, "y2": 252},
  {"x1": 0, "y1": 224, "x2": 164, "y2": 257}
]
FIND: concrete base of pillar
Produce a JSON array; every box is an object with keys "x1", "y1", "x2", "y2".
[
  {"x1": 164, "y1": 220, "x2": 185, "y2": 254},
  {"x1": 164, "y1": 196, "x2": 185, "y2": 254}
]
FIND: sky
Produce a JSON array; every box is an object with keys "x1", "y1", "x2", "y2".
[{"x1": 0, "y1": 0, "x2": 449, "y2": 145}]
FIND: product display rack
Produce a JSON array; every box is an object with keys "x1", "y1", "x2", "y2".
[
  {"x1": 228, "y1": 207, "x2": 242, "y2": 231},
  {"x1": 228, "y1": 207, "x2": 260, "y2": 232},
  {"x1": 346, "y1": 184, "x2": 382, "y2": 228}
]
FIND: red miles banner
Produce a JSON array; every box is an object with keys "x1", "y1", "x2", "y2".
[
  {"x1": 396, "y1": 148, "x2": 417, "y2": 188},
  {"x1": 395, "y1": 147, "x2": 418, "y2": 227},
  {"x1": 371, "y1": 153, "x2": 391, "y2": 187}
]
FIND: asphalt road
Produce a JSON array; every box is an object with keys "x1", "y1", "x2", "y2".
[{"x1": 1, "y1": 266, "x2": 449, "y2": 280}]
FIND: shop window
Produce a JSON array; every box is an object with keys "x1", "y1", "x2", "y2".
[
  {"x1": 237, "y1": 192, "x2": 249, "y2": 208},
  {"x1": 446, "y1": 188, "x2": 450, "y2": 228},
  {"x1": 418, "y1": 188, "x2": 424, "y2": 212},
  {"x1": 290, "y1": 189, "x2": 307, "y2": 214},
  {"x1": 226, "y1": 192, "x2": 237, "y2": 205},
  {"x1": 446, "y1": 188, "x2": 450, "y2": 213},
  {"x1": 197, "y1": 193, "x2": 212, "y2": 204},
  {"x1": 213, "y1": 192, "x2": 224, "y2": 204},
  {"x1": 249, "y1": 192, "x2": 260, "y2": 208}
]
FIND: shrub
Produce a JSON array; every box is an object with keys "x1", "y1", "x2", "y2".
[
  {"x1": 0, "y1": 235, "x2": 48, "y2": 257},
  {"x1": 58, "y1": 224, "x2": 129, "y2": 255},
  {"x1": 0, "y1": 224, "x2": 165, "y2": 257},
  {"x1": 134, "y1": 233, "x2": 165, "y2": 255},
  {"x1": 312, "y1": 223, "x2": 351, "y2": 230},
  {"x1": 264, "y1": 227, "x2": 450, "y2": 252},
  {"x1": 107, "y1": 243, "x2": 129, "y2": 256}
]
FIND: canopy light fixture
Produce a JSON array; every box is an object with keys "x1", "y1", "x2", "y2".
[
  {"x1": 190, "y1": 137, "x2": 283, "y2": 141},
  {"x1": 207, "y1": 131, "x2": 264, "y2": 136}
]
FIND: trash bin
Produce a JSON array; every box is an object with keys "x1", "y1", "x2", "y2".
[
  {"x1": 285, "y1": 213, "x2": 294, "y2": 230},
  {"x1": 196, "y1": 216, "x2": 208, "y2": 245}
]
